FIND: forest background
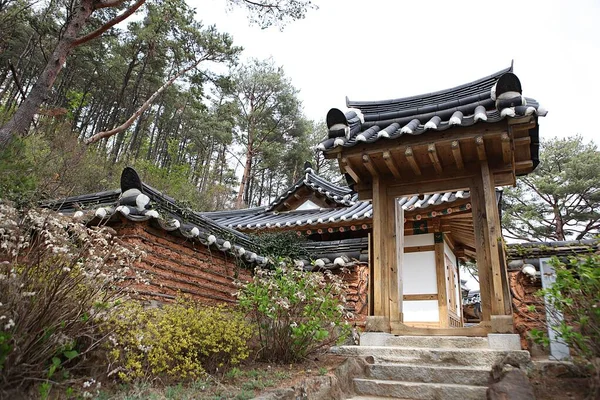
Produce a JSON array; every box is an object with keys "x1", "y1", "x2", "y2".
[{"x1": 0, "y1": 0, "x2": 338, "y2": 211}]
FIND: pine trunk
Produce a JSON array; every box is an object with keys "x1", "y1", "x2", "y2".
[{"x1": 0, "y1": 0, "x2": 94, "y2": 146}]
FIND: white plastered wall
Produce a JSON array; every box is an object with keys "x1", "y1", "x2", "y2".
[{"x1": 402, "y1": 233, "x2": 439, "y2": 322}]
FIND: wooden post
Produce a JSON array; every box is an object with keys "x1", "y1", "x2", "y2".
[
  {"x1": 469, "y1": 178, "x2": 493, "y2": 322},
  {"x1": 480, "y1": 162, "x2": 507, "y2": 316},
  {"x1": 387, "y1": 194, "x2": 400, "y2": 323},
  {"x1": 371, "y1": 177, "x2": 389, "y2": 319},
  {"x1": 434, "y1": 232, "x2": 449, "y2": 328}
]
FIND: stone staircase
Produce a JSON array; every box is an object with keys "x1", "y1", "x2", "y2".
[{"x1": 331, "y1": 334, "x2": 531, "y2": 400}]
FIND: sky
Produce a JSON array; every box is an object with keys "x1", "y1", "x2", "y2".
[{"x1": 192, "y1": 0, "x2": 600, "y2": 144}]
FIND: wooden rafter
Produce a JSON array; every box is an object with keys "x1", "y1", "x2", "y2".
[
  {"x1": 475, "y1": 136, "x2": 486, "y2": 161},
  {"x1": 339, "y1": 156, "x2": 361, "y2": 183},
  {"x1": 451, "y1": 140, "x2": 464, "y2": 170},
  {"x1": 427, "y1": 143, "x2": 443, "y2": 174},
  {"x1": 501, "y1": 132, "x2": 512, "y2": 165},
  {"x1": 404, "y1": 147, "x2": 422, "y2": 176},
  {"x1": 382, "y1": 151, "x2": 402, "y2": 179},
  {"x1": 362, "y1": 154, "x2": 379, "y2": 177}
]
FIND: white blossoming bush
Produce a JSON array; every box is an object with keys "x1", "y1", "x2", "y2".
[
  {"x1": 0, "y1": 203, "x2": 146, "y2": 395},
  {"x1": 237, "y1": 261, "x2": 353, "y2": 362}
]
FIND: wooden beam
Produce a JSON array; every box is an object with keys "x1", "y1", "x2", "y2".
[
  {"x1": 427, "y1": 143, "x2": 443, "y2": 174},
  {"x1": 451, "y1": 140, "x2": 464, "y2": 170},
  {"x1": 405, "y1": 147, "x2": 422, "y2": 176},
  {"x1": 362, "y1": 154, "x2": 379, "y2": 177},
  {"x1": 501, "y1": 132, "x2": 512, "y2": 165},
  {"x1": 403, "y1": 294, "x2": 437, "y2": 301},
  {"x1": 475, "y1": 136, "x2": 487, "y2": 161},
  {"x1": 387, "y1": 175, "x2": 472, "y2": 197},
  {"x1": 340, "y1": 157, "x2": 361, "y2": 184},
  {"x1": 404, "y1": 245, "x2": 435, "y2": 253},
  {"x1": 382, "y1": 151, "x2": 402, "y2": 179}
]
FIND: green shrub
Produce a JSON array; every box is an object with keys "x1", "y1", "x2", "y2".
[
  {"x1": 237, "y1": 262, "x2": 352, "y2": 362},
  {"x1": 250, "y1": 231, "x2": 312, "y2": 260},
  {"x1": 0, "y1": 203, "x2": 145, "y2": 396},
  {"x1": 106, "y1": 300, "x2": 253, "y2": 382},
  {"x1": 533, "y1": 255, "x2": 600, "y2": 396}
]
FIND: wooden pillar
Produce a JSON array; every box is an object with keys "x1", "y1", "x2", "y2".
[
  {"x1": 471, "y1": 162, "x2": 513, "y2": 330},
  {"x1": 434, "y1": 232, "x2": 449, "y2": 328},
  {"x1": 469, "y1": 178, "x2": 493, "y2": 322},
  {"x1": 372, "y1": 177, "x2": 389, "y2": 319},
  {"x1": 387, "y1": 194, "x2": 399, "y2": 323},
  {"x1": 480, "y1": 162, "x2": 508, "y2": 316}
]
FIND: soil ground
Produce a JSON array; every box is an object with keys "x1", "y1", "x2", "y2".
[{"x1": 88, "y1": 354, "x2": 346, "y2": 400}]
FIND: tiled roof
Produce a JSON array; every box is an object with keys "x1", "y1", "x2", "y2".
[
  {"x1": 319, "y1": 65, "x2": 547, "y2": 152},
  {"x1": 41, "y1": 168, "x2": 369, "y2": 269},
  {"x1": 266, "y1": 163, "x2": 356, "y2": 211},
  {"x1": 42, "y1": 173, "x2": 269, "y2": 266},
  {"x1": 202, "y1": 191, "x2": 471, "y2": 231},
  {"x1": 506, "y1": 239, "x2": 600, "y2": 262}
]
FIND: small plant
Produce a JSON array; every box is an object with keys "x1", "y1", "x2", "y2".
[
  {"x1": 533, "y1": 255, "x2": 600, "y2": 397},
  {"x1": 106, "y1": 299, "x2": 253, "y2": 383},
  {"x1": 237, "y1": 261, "x2": 352, "y2": 363}
]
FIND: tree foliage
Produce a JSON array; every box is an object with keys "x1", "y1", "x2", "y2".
[
  {"x1": 0, "y1": 0, "x2": 326, "y2": 210},
  {"x1": 502, "y1": 135, "x2": 600, "y2": 241}
]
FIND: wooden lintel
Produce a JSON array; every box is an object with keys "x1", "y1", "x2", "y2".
[
  {"x1": 405, "y1": 147, "x2": 422, "y2": 176},
  {"x1": 475, "y1": 136, "x2": 487, "y2": 161},
  {"x1": 362, "y1": 154, "x2": 379, "y2": 177},
  {"x1": 501, "y1": 132, "x2": 512, "y2": 165},
  {"x1": 451, "y1": 140, "x2": 465, "y2": 170},
  {"x1": 387, "y1": 175, "x2": 472, "y2": 198},
  {"x1": 427, "y1": 143, "x2": 443, "y2": 174},
  {"x1": 382, "y1": 151, "x2": 402, "y2": 179},
  {"x1": 340, "y1": 157, "x2": 361, "y2": 184}
]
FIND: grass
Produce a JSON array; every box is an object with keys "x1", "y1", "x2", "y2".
[{"x1": 91, "y1": 364, "x2": 307, "y2": 399}]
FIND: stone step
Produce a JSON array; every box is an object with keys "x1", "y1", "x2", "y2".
[
  {"x1": 354, "y1": 378, "x2": 488, "y2": 400},
  {"x1": 367, "y1": 363, "x2": 491, "y2": 386},
  {"x1": 331, "y1": 345, "x2": 531, "y2": 367},
  {"x1": 360, "y1": 333, "x2": 490, "y2": 349}
]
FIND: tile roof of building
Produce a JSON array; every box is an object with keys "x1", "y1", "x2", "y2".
[
  {"x1": 42, "y1": 168, "x2": 370, "y2": 269},
  {"x1": 201, "y1": 191, "x2": 471, "y2": 231},
  {"x1": 267, "y1": 163, "x2": 357, "y2": 211},
  {"x1": 319, "y1": 65, "x2": 547, "y2": 152}
]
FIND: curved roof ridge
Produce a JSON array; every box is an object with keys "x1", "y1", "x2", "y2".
[
  {"x1": 346, "y1": 65, "x2": 512, "y2": 113},
  {"x1": 266, "y1": 165, "x2": 355, "y2": 211}
]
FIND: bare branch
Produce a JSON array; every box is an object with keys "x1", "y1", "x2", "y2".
[
  {"x1": 85, "y1": 58, "x2": 203, "y2": 145},
  {"x1": 72, "y1": 0, "x2": 146, "y2": 48}
]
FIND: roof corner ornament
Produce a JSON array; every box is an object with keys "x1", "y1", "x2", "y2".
[
  {"x1": 119, "y1": 167, "x2": 150, "y2": 212},
  {"x1": 494, "y1": 72, "x2": 525, "y2": 110}
]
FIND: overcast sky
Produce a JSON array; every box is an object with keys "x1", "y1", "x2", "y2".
[{"x1": 192, "y1": 0, "x2": 600, "y2": 144}]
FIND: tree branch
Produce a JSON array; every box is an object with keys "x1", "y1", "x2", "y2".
[
  {"x1": 85, "y1": 58, "x2": 203, "y2": 145},
  {"x1": 72, "y1": 0, "x2": 146, "y2": 48}
]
